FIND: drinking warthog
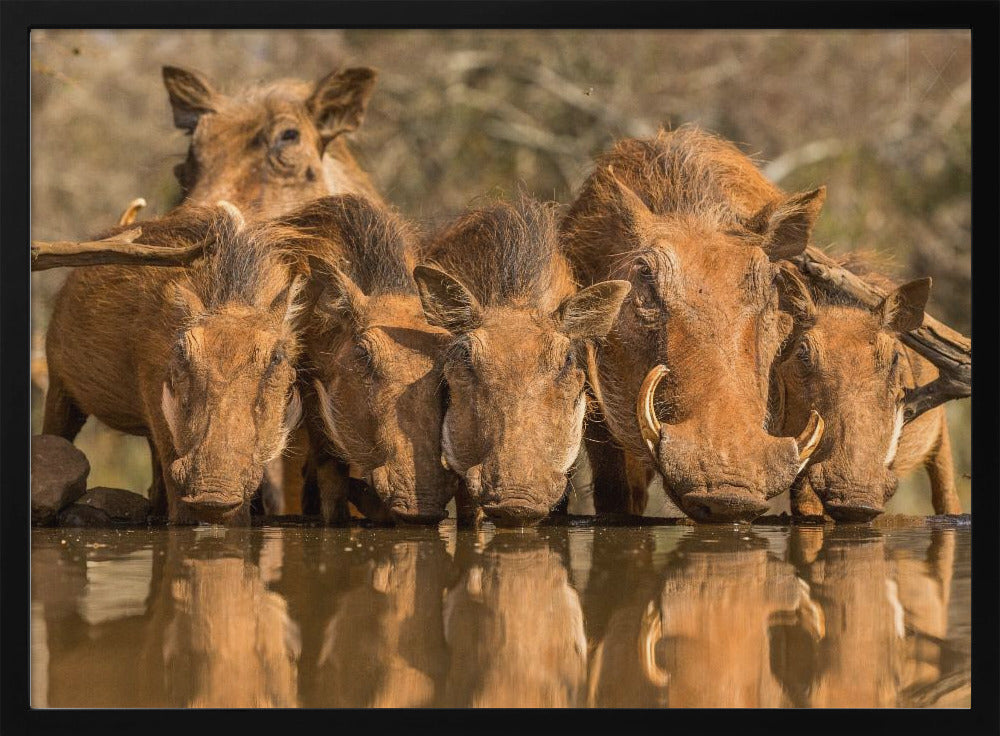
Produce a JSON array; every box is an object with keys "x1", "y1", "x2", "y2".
[
  {"x1": 277, "y1": 195, "x2": 456, "y2": 524},
  {"x1": 415, "y1": 196, "x2": 630, "y2": 526},
  {"x1": 776, "y1": 265, "x2": 961, "y2": 520},
  {"x1": 43, "y1": 204, "x2": 304, "y2": 524},
  {"x1": 163, "y1": 64, "x2": 380, "y2": 217},
  {"x1": 561, "y1": 126, "x2": 827, "y2": 522}
]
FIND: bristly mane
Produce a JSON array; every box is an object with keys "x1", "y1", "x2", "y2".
[
  {"x1": 278, "y1": 194, "x2": 417, "y2": 296},
  {"x1": 561, "y1": 125, "x2": 784, "y2": 280},
  {"x1": 99, "y1": 204, "x2": 296, "y2": 310},
  {"x1": 424, "y1": 194, "x2": 564, "y2": 307}
]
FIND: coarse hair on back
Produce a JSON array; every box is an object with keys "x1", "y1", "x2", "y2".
[
  {"x1": 277, "y1": 194, "x2": 418, "y2": 297},
  {"x1": 424, "y1": 193, "x2": 565, "y2": 307}
]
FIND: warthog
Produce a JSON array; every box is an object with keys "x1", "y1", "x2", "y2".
[
  {"x1": 586, "y1": 529, "x2": 825, "y2": 707},
  {"x1": 443, "y1": 531, "x2": 587, "y2": 707},
  {"x1": 43, "y1": 205, "x2": 304, "y2": 524},
  {"x1": 561, "y1": 126, "x2": 827, "y2": 522},
  {"x1": 776, "y1": 265, "x2": 961, "y2": 520},
  {"x1": 277, "y1": 195, "x2": 456, "y2": 524},
  {"x1": 415, "y1": 197, "x2": 630, "y2": 526},
  {"x1": 163, "y1": 64, "x2": 380, "y2": 217}
]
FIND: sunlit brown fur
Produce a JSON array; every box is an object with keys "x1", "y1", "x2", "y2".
[
  {"x1": 277, "y1": 195, "x2": 456, "y2": 524},
  {"x1": 777, "y1": 261, "x2": 960, "y2": 520},
  {"x1": 417, "y1": 196, "x2": 630, "y2": 526},
  {"x1": 43, "y1": 206, "x2": 304, "y2": 524},
  {"x1": 562, "y1": 126, "x2": 826, "y2": 522}
]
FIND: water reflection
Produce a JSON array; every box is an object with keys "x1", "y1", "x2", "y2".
[{"x1": 31, "y1": 521, "x2": 970, "y2": 708}]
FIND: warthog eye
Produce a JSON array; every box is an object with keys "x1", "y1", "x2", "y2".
[
  {"x1": 558, "y1": 350, "x2": 575, "y2": 378},
  {"x1": 269, "y1": 349, "x2": 284, "y2": 370},
  {"x1": 279, "y1": 128, "x2": 300, "y2": 144},
  {"x1": 796, "y1": 339, "x2": 813, "y2": 368}
]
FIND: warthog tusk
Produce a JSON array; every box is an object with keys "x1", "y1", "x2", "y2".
[
  {"x1": 637, "y1": 365, "x2": 668, "y2": 455},
  {"x1": 794, "y1": 410, "x2": 824, "y2": 466},
  {"x1": 117, "y1": 197, "x2": 147, "y2": 226},
  {"x1": 216, "y1": 200, "x2": 246, "y2": 230},
  {"x1": 639, "y1": 600, "x2": 670, "y2": 688}
]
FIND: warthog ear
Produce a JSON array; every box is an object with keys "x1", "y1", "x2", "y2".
[
  {"x1": 607, "y1": 167, "x2": 654, "y2": 239},
  {"x1": 167, "y1": 281, "x2": 205, "y2": 321},
  {"x1": 754, "y1": 187, "x2": 826, "y2": 260},
  {"x1": 413, "y1": 265, "x2": 483, "y2": 334},
  {"x1": 269, "y1": 275, "x2": 307, "y2": 326},
  {"x1": 876, "y1": 277, "x2": 931, "y2": 333},
  {"x1": 162, "y1": 66, "x2": 219, "y2": 133},
  {"x1": 776, "y1": 263, "x2": 816, "y2": 330},
  {"x1": 556, "y1": 280, "x2": 632, "y2": 340},
  {"x1": 308, "y1": 67, "x2": 379, "y2": 146},
  {"x1": 307, "y1": 256, "x2": 368, "y2": 331}
]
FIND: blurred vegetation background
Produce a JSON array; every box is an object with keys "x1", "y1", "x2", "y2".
[{"x1": 30, "y1": 29, "x2": 971, "y2": 514}]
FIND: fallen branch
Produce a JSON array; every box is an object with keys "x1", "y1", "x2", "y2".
[
  {"x1": 791, "y1": 245, "x2": 971, "y2": 423},
  {"x1": 31, "y1": 228, "x2": 206, "y2": 271}
]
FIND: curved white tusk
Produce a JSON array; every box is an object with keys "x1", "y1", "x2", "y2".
[
  {"x1": 117, "y1": 197, "x2": 147, "y2": 226},
  {"x1": 216, "y1": 200, "x2": 246, "y2": 230},
  {"x1": 794, "y1": 410, "x2": 825, "y2": 471},
  {"x1": 639, "y1": 600, "x2": 670, "y2": 688},
  {"x1": 637, "y1": 365, "x2": 668, "y2": 456}
]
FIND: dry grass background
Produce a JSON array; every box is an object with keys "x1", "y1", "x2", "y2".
[{"x1": 29, "y1": 29, "x2": 972, "y2": 513}]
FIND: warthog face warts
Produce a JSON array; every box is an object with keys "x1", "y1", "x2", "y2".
[
  {"x1": 161, "y1": 212, "x2": 304, "y2": 522},
  {"x1": 601, "y1": 177, "x2": 828, "y2": 522},
  {"x1": 163, "y1": 65, "x2": 378, "y2": 217},
  {"x1": 777, "y1": 276, "x2": 931, "y2": 521},
  {"x1": 415, "y1": 265, "x2": 629, "y2": 527}
]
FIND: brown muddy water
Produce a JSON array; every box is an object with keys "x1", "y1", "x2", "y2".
[{"x1": 31, "y1": 518, "x2": 970, "y2": 708}]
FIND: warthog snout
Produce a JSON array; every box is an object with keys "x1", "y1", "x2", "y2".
[
  {"x1": 464, "y1": 463, "x2": 562, "y2": 527},
  {"x1": 368, "y1": 463, "x2": 449, "y2": 525},
  {"x1": 637, "y1": 365, "x2": 824, "y2": 521}
]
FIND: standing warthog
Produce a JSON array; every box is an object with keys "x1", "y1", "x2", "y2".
[
  {"x1": 277, "y1": 195, "x2": 456, "y2": 524},
  {"x1": 561, "y1": 126, "x2": 827, "y2": 522},
  {"x1": 414, "y1": 197, "x2": 630, "y2": 526},
  {"x1": 43, "y1": 204, "x2": 304, "y2": 524},
  {"x1": 163, "y1": 64, "x2": 380, "y2": 218},
  {"x1": 776, "y1": 265, "x2": 961, "y2": 520}
]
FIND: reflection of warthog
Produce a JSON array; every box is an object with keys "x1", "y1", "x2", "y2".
[
  {"x1": 777, "y1": 266, "x2": 961, "y2": 520},
  {"x1": 311, "y1": 534, "x2": 452, "y2": 707},
  {"x1": 587, "y1": 529, "x2": 824, "y2": 707},
  {"x1": 417, "y1": 197, "x2": 629, "y2": 526},
  {"x1": 44, "y1": 206, "x2": 304, "y2": 524},
  {"x1": 278, "y1": 196, "x2": 456, "y2": 525},
  {"x1": 34, "y1": 530, "x2": 300, "y2": 708},
  {"x1": 162, "y1": 64, "x2": 380, "y2": 218},
  {"x1": 443, "y1": 531, "x2": 588, "y2": 706},
  {"x1": 780, "y1": 526, "x2": 965, "y2": 707},
  {"x1": 562, "y1": 126, "x2": 827, "y2": 522}
]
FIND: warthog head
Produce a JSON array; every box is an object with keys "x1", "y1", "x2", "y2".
[
  {"x1": 287, "y1": 196, "x2": 455, "y2": 523},
  {"x1": 163, "y1": 65, "x2": 378, "y2": 217},
  {"x1": 162, "y1": 205, "x2": 303, "y2": 521},
  {"x1": 416, "y1": 199, "x2": 630, "y2": 526},
  {"x1": 777, "y1": 270, "x2": 931, "y2": 521},
  {"x1": 563, "y1": 131, "x2": 828, "y2": 522}
]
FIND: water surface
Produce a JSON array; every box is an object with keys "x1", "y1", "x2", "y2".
[{"x1": 31, "y1": 519, "x2": 970, "y2": 708}]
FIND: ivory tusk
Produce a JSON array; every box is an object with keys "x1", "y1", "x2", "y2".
[
  {"x1": 794, "y1": 410, "x2": 825, "y2": 464},
  {"x1": 637, "y1": 365, "x2": 668, "y2": 455},
  {"x1": 639, "y1": 600, "x2": 670, "y2": 688},
  {"x1": 117, "y1": 197, "x2": 147, "y2": 226}
]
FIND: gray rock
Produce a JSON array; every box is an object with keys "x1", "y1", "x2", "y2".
[
  {"x1": 77, "y1": 487, "x2": 150, "y2": 525},
  {"x1": 32, "y1": 434, "x2": 90, "y2": 526},
  {"x1": 57, "y1": 503, "x2": 112, "y2": 527}
]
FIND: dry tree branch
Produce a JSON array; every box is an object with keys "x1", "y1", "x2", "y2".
[{"x1": 31, "y1": 228, "x2": 206, "y2": 271}]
